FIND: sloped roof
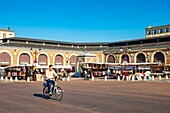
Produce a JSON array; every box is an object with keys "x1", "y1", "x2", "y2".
[{"x1": 5, "y1": 37, "x2": 109, "y2": 46}]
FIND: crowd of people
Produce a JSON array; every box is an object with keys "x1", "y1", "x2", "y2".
[{"x1": 79, "y1": 66, "x2": 152, "y2": 81}]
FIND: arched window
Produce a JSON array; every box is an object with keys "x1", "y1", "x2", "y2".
[
  {"x1": 107, "y1": 55, "x2": 115, "y2": 63},
  {"x1": 154, "y1": 52, "x2": 164, "y2": 63},
  {"x1": 38, "y1": 54, "x2": 48, "y2": 66},
  {"x1": 70, "y1": 55, "x2": 77, "y2": 66},
  {"x1": 19, "y1": 53, "x2": 30, "y2": 65},
  {"x1": 136, "y1": 53, "x2": 146, "y2": 63},
  {"x1": 121, "y1": 54, "x2": 129, "y2": 63},
  {"x1": 55, "y1": 55, "x2": 63, "y2": 65},
  {"x1": 0, "y1": 52, "x2": 11, "y2": 66}
]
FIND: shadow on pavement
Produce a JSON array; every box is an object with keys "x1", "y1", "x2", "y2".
[
  {"x1": 33, "y1": 93, "x2": 44, "y2": 98},
  {"x1": 33, "y1": 93, "x2": 57, "y2": 100}
]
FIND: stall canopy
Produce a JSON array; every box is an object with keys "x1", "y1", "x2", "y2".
[{"x1": 108, "y1": 66, "x2": 135, "y2": 70}]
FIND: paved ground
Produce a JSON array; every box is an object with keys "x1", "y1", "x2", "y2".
[{"x1": 0, "y1": 80, "x2": 170, "y2": 113}]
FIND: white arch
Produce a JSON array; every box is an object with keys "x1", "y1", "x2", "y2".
[
  {"x1": 69, "y1": 53, "x2": 78, "y2": 59},
  {"x1": 119, "y1": 53, "x2": 131, "y2": 64},
  {"x1": 0, "y1": 50, "x2": 13, "y2": 65},
  {"x1": 106, "y1": 54, "x2": 116, "y2": 63},
  {"x1": 134, "y1": 52, "x2": 147, "y2": 63},
  {"x1": 53, "y1": 53, "x2": 65, "y2": 65},
  {"x1": 151, "y1": 50, "x2": 166, "y2": 63},
  {"x1": 38, "y1": 52, "x2": 50, "y2": 66},
  {"x1": 17, "y1": 51, "x2": 32, "y2": 65},
  {"x1": 69, "y1": 53, "x2": 78, "y2": 65}
]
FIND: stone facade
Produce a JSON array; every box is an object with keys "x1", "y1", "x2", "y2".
[{"x1": 0, "y1": 36, "x2": 170, "y2": 67}]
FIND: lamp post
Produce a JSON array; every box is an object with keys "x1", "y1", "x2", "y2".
[
  {"x1": 120, "y1": 47, "x2": 131, "y2": 80},
  {"x1": 30, "y1": 48, "x2": 42, "y2": 81},
  {"x1": 120, "y1": 47, "x2": 131, "y2": 64}
]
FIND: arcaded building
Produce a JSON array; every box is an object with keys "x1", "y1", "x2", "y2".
[{"x1": 0, "y1": 25, "x2": 170, "y2": 68}]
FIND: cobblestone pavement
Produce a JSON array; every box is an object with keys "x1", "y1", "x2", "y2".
[{"x1": 0, "y1": 80, "x2": 170, "y2": 113}]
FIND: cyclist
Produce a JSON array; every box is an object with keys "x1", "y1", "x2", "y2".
[{"x1": 46, "y1": 65, "x2": 59, "y2": 95}]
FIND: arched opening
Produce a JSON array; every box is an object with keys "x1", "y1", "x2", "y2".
[
  {"x1": 55, "y1": 55, "x2": 63, "y2": 65},
  {"x1": 19, "y1": 53, "x2": 30, "y2": 65},
  {"x1": 70, "y1": 55, "x2": 77, "y2": 66},
  {"x1": 38, "y1": 54, "x2": 48, "y2": 66},
  {"x1": 154, "y1": 52, "x2": 165, "y2": 63},
  {"x1": 136, "y1": 53, "x2": 146, "y2": 63},
  {"x1": 107, "y1": 55, "x2": 116, "y2": 63},
  {"x1": 121, "y1": 54, "x2": 129, "y2": 63},
  {"x1": 0, "y1": 52, "x2": 11, "y2": 66}
]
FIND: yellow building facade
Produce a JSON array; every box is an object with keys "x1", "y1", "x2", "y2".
[{"x1": 0, "y1": 36, "x2": 170, "y2": 68}]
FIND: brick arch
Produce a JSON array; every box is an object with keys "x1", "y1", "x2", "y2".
[
  {"x1": 151, "y1": 51, "x2": 166, "y2": 63},
  {"x1": 55, "y1": 54, "x2": 64, "y2": 65},
  {"x1": 134, "y1": 52, "x2": 147, "y2": 63},
  {"x1": 120, "y1": 54, "x2": 130, "y2": 63},
  {"x1": 154, "y1": 52, "x2": 165, "y2": 63},
  {"x1": 53, "y1": 53, "x2": 65, "y2": 65},
  {"x1": 0, "y1": 51, "x2": 12, "y2": 66},
  {"x1": 38, "y1": 54, "x2": 48, "y2": 66},
  {"x1": 106, "y1": 54, "x2": 116, "y2": 63},
  {"x1": 136, "y1": 53, "x2": 146, "y2": 63},
  {"x1": 19, "y1": 53, "x2": 30, "y2": 65},
  {"x1": 69, "y1": 55, "x2": 77, "y2": 66},
  {"x1": 17, "y1": 51, "x2": 32, "y2": 65}
]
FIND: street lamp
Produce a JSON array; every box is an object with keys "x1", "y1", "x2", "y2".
[
  {"x1": 30, "y1": 48, "x2": 42, "y2": 65},
  {"x1": 120, "y1": 47, "x2": 131, "y2": 81},
  {"x1": 30, "y1": 48, "x2": 42, "y2": 81},
  {"x1": 120, "y1": 47, "x2": 131, "y2": 64}
]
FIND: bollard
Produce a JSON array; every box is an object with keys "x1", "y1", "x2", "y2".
[
  {"x1": 122, "y1": 75, "x2": 125, "y2": 81},
  {"x1": 144, "y1": 76, "x2": 147, "y2": 81},
  {"x1": 117, "y1": 76, "x2": 120, "y2": 81},
  {"x1": 91, "y1": 76, "x2": 94, "y2": 81},
  {"x1": 104, "y1": 76, "x2": 107, "y2": 81},
  {"x1": 132, "y1": 76, "x2": 134, "y2": 81},
  {"x1": 151, "y1": 76, "x2": 154, "y2": 81},
  {"x1": 15, "y1": 76, "x2": 18, "y2": 82},
  {"x1": 10, "y1": 77, "x2": 13, "y2": 81},
  {"x1": 5, "y1": 76, "x2": 8, "y2": 81},
  {"x1": 67, "y1": 76, "x2": 70, "y2": 81},
  {"x1": 1, "y1": 76, "x2": 4, "y2": 81},
  {"x1": 165, "y1": 75, "x2": 168, "y2": 79},
  {"x1": 27, "y1": 77, "x2": 30, "y2": 82},
  {"x1": 158, "y1": 75, "x2": 161, "y2": 80},
  {"x1": 126, "y1": 76, "x2": 129, "y2": 81}
]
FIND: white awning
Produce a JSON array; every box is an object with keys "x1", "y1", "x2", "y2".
[
  {"x1": 53, "y1": 65, "x2": 72, "y2": 69},
  {"x1": 0, "y1": 62, "x2": 10, "y2": 64},
  {"x1": 39, "y1": 62, "x2": 47, "y2": 65}
]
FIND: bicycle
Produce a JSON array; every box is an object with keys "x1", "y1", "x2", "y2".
[{"x1": 43, "y1": 80, "x2": 64, "y2": 101}]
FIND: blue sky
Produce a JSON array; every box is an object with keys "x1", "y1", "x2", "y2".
[{"x1": 0, "y1": 0, "x2": 170, "y2": 42}]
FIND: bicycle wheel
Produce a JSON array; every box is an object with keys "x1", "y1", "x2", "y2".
[
  {"x1": 43, "y1": 86, "x2": 49, "y2": 99},
  {"x1": 54, "y1": 86, "x2": 63, "y2": 101}
]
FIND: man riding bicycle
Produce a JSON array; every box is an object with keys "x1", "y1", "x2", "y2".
[{"x1": 45, "y1": 65, "x2": 59, "y2": 95}]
